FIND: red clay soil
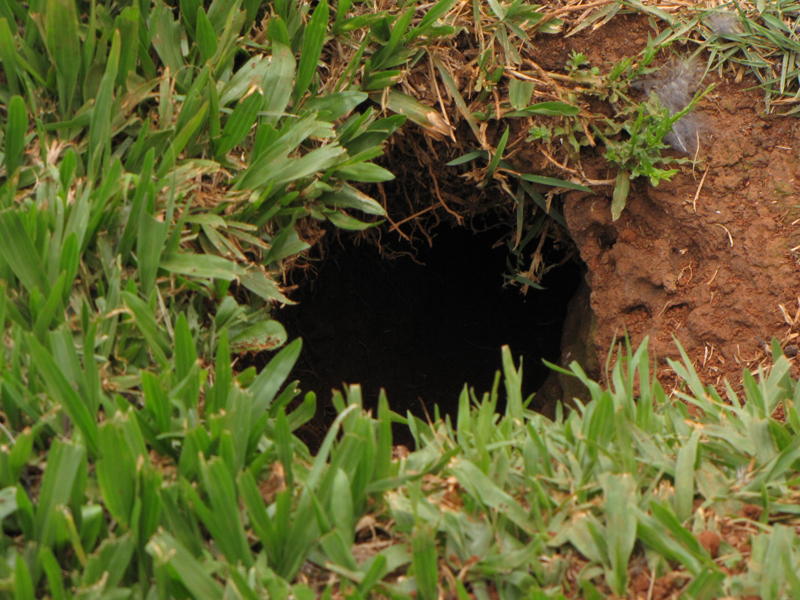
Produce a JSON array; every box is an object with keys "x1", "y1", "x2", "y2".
[
  {"x1": 526, "y1": 13, "x2": 800, "y2": 388},
  {"x1": 565, "y1": 77, "x2": 800, "y2": 388}
]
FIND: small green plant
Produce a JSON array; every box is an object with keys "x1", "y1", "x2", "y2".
[{"x1": 602, "y1": 95, "x2": 695, "y2": 220}]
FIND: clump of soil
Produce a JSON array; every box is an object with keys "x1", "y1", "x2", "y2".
[{"x1": 564, "y1": 73, "x2": 800, "y2": 388}]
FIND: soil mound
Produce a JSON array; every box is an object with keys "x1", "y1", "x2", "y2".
[{"x1": 566, "y1": 79, "x2": 800, "y2": 387}]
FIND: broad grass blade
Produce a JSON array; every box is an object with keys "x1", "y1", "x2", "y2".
[
  {"x1": 137, "y1": 215, "x2": 168, "y2": 298},
  {"x1": 147, "y1": 531, "x2": 224, "y2": 599},
  {"x1": 119, "y1": 149, "x2": 155, "y2": 260},
  {"x1": 0, "y1": 18, "x2": 20, "y2": 95},
  {"x1": 601, "y1": 473, "x2": 637, "y2": 595},
  {"x1": 38, "y1": 546, "x2": 67, "y2": 600},
  {"x1": 149, "y1": 4, "x2": 184, "y2": 74},
  {"x1": 411, "y1": 525, "x2": 438, "y2": 599},
  {"x1": 451, "y1": 459, "x2": 533, "y2": 534},
  {"x1": 263, "y1": 43, "x2": 296, "y2": 123},
  {"x1": 294, "y1": 0, "x2": 329, "y2": 101},
  {"x1": 611, "y1": 170, "x2": 630, "y2": 221},
  {"x1": 14, "y1": 553, "x2": 35, "y2": 600},
  {"x1": 4, "y1": 95, "x2": 27, "y2": 178},
  {"x1": 195, "y1": 457, "x2": 253, "y2": 566},
  {"x1": 0, "y1": 212, "x2": 48, "y2": 295},
  {"x1": 81, "y1": 532, "x2": 136, "y2": 589},
  {"x1": 121, "y1": 292, "x2": 170, "y2": 367},
  {"x1": 157, "y1": 101, "x2": 210, "y2": 177},
  {"x1": 96, "y1": 413, "x2": 147, "y2": 530},
  {"x1": 249, "y1": 338, "x2": 302, "y2": 415},
  {"x1": 34, "y1": 440, "x2": 86, "y2": 546},
  {"x1": 520, "y1": 173, "x2": 592, "y2": 193},
  {"x1": 215, "y1": 91, "x2": 263, "y2": 158},
  {"x1": 27, "y1": 336, "x2": 98, "y2": 455},
  {"x1": 161, "y1": 252, "x2": 246, "y2": 281},
  {"x1": 87, "y1": 30, "x2": 120, "y2": 181},
  {"x1": 674, "y1": 430, "x2": 699, "y2": 522},
  {"x1": 45, "y1": 0, "x2": 81, "y2": 115},
  {"x1": 195, "y1": 7, "x2": 218, "y2": 63}
]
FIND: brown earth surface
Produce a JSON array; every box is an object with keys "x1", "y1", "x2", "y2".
[
  {"x1": 535, "y1": 14, "x2": 800, "y2": 391},
  {"x1": 567, "y1": 96, "x2": 800, "y2": 386}
]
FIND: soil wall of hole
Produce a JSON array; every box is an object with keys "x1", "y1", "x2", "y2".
[
  {"x1": 560, "y1": 79, "x2": 800, "y2": 388},
  {"x1": 514, "y1": 12, "x2": 800, "y2": 390}
]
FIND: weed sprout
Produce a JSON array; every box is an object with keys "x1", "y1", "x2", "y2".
[{"x1": 635, "y1": 58, "x2": 703, "y2": 155}]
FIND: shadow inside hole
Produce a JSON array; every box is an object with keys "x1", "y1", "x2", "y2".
[{"x1": 280, "y1": 225, "x2": 583, "y2": 446}]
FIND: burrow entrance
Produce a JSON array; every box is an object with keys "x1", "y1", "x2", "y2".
[{"x1": 281, "y1": 223, "x2": 584, "y2": 437}]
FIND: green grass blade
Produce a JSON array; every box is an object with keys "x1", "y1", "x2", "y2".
[
  {"x1": 334, "y1": 161, "x2": 394, "y2": 183},
  {"x1": 263, "y1": 42, "x2": 296, "y2": 123},
  {"x1": 215, "y1": 91, "x2": 263, "y2": 158},
  {"x1": 4, "y1": 95, "x2": 27, "y2": 178},
  {"x1": 611, "y1": 170, "x2": 630, "y2": 220},
  {"x1": 121, "y1": 291, "x2": 170, "y2": 367},
  {"x1": 0, "y1": 18, "x2": 20, "y2": 95},
  {"x1": 195, "y1": 7, "x2": 218, "y2": 63},
  {"x1": 508, "y1": 78, "x2": 534, "y2": 110},
  {"x1": 0, "y1": 212, "x2": 48, "y2": 296},
  {"x1": 411, "y1": 524, "x2": 438, "y2": 599},
  {"x1": 160, "y1": 252, "x2": 246, "y2": 280},
  {"x1": 32, "y1": 271, "x2": 68, "y2": 339},
  {"x1": 141, "y1": 370, "x2": 171, "y2": 435},
  {"x1": 294, "y1": 0, "x2": 328, "y2": 101},
  {"x1": 34, "y1": 440, "x2": 85, "y2": 546},
  {"x1": 157, "y1": 101, "x2": 210, "y2": 177},
  {"x1": 147, "y1": 531, "x2": 224, "y2": 600},
  {"x1": 136, "y1": 213, "x2": 168, "y2": 297},
  {"x1": 249, "y1": 338, "x2": 302, "y2": 415},
  {"x1": 27, "y1": 336, "x2": 98, "y2": 455},
  {"x1": 38, "y1": 546, "x2": 67, "y2": 600},
  {"x1": 508, "y1": 100, "x2": 580, "y2": 117},
  {"x1": 115, "y1": 6, "x2": 140, "y2": 87},
  {"x1": 13, "y1": 552, "x2": 35, "y2": 600},
  {"x1": 238, "y1": 469, "x2": 279, "y2": 557},
  {"x1": 45, "y1": 0, "x2": 81, "y2": 115},
  {"x1": 330, "y1": 468, "x2": 355, "y2": 539},
  {"x1": 96, "y1": 418, "x2": 137, "y2": 529},
  {"x1": 81, "y1": 532, "x2": 136, "y2": 589},
  {"x1": 601, "y1": 473, "x2": 638, "y2": 595},
  {"x1": 119, "y1": 148, "x2": 155, "y2": 260},
  {"x1": 451, "y1": 459, "x2": 534, "y2": 534},
  {"x1": 674, "y1": 429, "x2": 700, "y2": 522},
  {"x1": 149, "y1": 3, "x2": 184, "y2": 74},
  {"x1": 519, "y1": 172, "x2": 592, "y2": 192},
  {"x1": 87, "y1": 30, "x2": 120, "y2": 181},
  {"x1": 197, "y1": 457, "x2": 253, "y2": 566}
]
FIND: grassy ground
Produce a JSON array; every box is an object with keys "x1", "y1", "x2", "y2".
[{"x1": 2, "y1": 0, "x2": 800, "y2": 597}]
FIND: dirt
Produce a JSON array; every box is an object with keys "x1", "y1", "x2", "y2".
[{"x1": 554, "y1": 32, "x2": 800, "y2": 390}]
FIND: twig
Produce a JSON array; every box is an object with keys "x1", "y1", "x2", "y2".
[{"x1": 690, "y1": 166, "x2": 710, "y2": 213}]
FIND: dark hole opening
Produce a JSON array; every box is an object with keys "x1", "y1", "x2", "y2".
[{"x1": 281, "y1": 224, "x2": 583, "y2": 444}]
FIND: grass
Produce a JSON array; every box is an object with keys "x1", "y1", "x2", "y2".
[{"x1": 2, "y1": 0, "x2": 800, "y2": 597}]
